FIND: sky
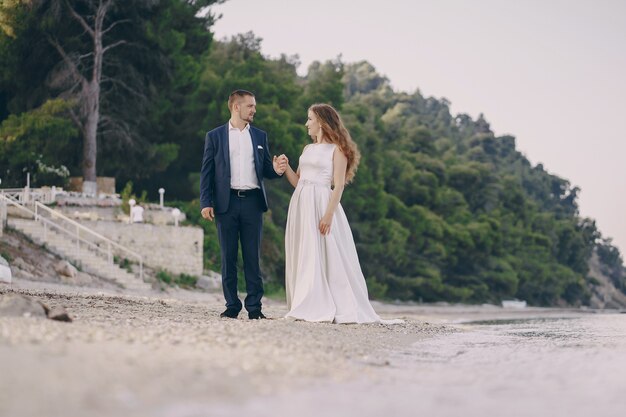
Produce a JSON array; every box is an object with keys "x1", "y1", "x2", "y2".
[{"x1": 209, "y1": 0, "x2": 626, "y2": 254}]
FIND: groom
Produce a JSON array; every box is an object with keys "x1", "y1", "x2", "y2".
[{"x1": 200, "y1": 89, "x2": 287, "y2": 319}]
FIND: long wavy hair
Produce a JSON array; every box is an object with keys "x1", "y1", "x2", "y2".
[{"x1": 309, "y1": 103, "x2": 361, "y2": 184}]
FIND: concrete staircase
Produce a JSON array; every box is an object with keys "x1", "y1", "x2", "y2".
[{"x1": 7, "y1": 217, "x2": 150, "y2": 292}]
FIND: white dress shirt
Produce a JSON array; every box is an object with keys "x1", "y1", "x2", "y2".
[{"x1": 228, "y1": 121, "x2": 259, "y2": 190}]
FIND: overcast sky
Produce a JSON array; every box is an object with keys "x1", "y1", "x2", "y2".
[{"x1": 209, "y1": 0, "x2": 626, "y2": 254}]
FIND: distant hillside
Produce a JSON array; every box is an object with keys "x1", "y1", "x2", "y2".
[{"x1": 587, "y1": 251, "x2": 626, "y2": 308}]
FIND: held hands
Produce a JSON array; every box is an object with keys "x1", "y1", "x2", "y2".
[
  {"x1": 273, "y1": 154, "x2": 289, "y2": 175},
  {"x1": 319, "y1": 213, "x2": 333, "y2": 235},
  {"x1": 201, "y1": 207, "x2": 215, "y2": 222}
]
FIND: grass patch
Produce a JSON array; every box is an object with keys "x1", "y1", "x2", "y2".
[
  {"x1": 156, "y1": 270, "x2": 198, "y2": 289},
  {"x1": 114, "y1": 256, "x2": 134, "y2": 273},
  {"x1": 587, "y1": 276, "x2": 601, "y2": 286},
  {"x1": 70, "y1": 260, "x2": 82, "y2": 272},
  {"x1": 263, "y1": 280, "x2": 286, "y2": 300},
  {"x1": 0, "y1": 251, "x2": 12, "y2": 262}
]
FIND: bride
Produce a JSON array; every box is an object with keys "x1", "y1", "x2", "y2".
[{"x1": 282, "y1": 103, "x2": 400, "y2": 324}]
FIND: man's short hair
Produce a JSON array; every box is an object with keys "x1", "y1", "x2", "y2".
[{"x1": 228, "y1": 89, "x2": 255, "y2": 111}]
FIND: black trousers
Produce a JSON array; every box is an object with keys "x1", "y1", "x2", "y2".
[{"x1": 215, "y1": 190, "x2": 264, "y2": 312}]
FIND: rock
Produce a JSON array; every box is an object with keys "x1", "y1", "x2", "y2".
[
  {"x1": 196, "y1": 271, "x2": 222, "y2": 291},
  {"x1": 46, "y1": 306, "x2": 72, "y2": 322},
  {"x1": 0, "y1": 294, "x2": 46, "y2": 318},
  {"x1": 55, "y1": 260, "x2": 77, "y2": 278},
  {"x1": 0, "y1": 255, "x2": 11, "y2": 284},
  {"x1": 36, "y1": 300, "x2": 73, "y2": 322},
  {"x1": 14, "y1": 269, "x2": 35, "y2": 280},
  {"x1": 12, "y1": 257, "x2": 32, "y2": 273},
  {"x1": 587, "y1": 252, "x2": 626, "y2": 309},
  {"x1": 73, "y1": 271, "x2": 97, "y2": 286}
]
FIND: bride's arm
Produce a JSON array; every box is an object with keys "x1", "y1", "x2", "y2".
[
  {"x1": 319, "y1": 148, "x2": 347, "y2": 235},
  {"x1": 284, "y1": 163, "x2": 300, "y2": 188}
]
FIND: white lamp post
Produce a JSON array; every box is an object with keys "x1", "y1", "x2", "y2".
[
  {"x1": 158, "y1": 188, "x2": 165, "y2": 209},
  {"x1": 172, "y1": 208, "x2": 181, "y2": 227},
  {"x1": 23, "y1": 172, "x2": 31, "y2": 203},
  {"x1": 0, "y1": 178, "x2": 4, "y2": 238},
  {"x1": 128, "y1": 199, "x2": 136, "y2": 224}
]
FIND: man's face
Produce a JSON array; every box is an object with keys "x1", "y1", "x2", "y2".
[{"x1": 236, "y1": 95, "x2": 256, "y2": 123}]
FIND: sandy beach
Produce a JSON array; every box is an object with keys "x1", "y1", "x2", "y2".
[{"x1": 1, "y1": 278, "x2": 625, "y2": 417}]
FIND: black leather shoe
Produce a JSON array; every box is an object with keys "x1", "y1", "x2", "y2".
[
  {"x1": 248, "y1": 310, "x2": 266, "y2": 320},
  {"x1": 220, "y1": 308, "x2": 239, "y2": 319}
]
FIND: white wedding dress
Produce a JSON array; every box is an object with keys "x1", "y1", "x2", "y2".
[{"x1": 285, "y1": 143, "x2": 401, "y2": 324}]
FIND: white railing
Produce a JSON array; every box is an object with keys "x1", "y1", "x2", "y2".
[
  {"x1": 0, "y1": 193, "x2": 143, "y2": 280},
  {"x1": 0, "y1": 187, "x2": 58, "y2": 204}
]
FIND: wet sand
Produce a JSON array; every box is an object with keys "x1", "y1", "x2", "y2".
[
  {"x1": 1, "y1": 279, "x2": 625, "y2": 417},
  {"x1": 230, "y1": 314, "x2": 626, "y2": 417}
]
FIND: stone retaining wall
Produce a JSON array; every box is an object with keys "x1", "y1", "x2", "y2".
[{"x1": 84, "y1": 221, "x2": 203, "y2": 277}]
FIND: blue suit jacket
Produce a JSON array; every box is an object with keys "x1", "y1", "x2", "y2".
[{"x1": 200, "y1": 123, "x2": 281, "y2": 214}]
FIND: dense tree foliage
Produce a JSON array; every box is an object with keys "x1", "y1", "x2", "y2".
[
  {"x1": 0, "y1": 0, "x2": 220, "y2": 188},
  {"x1": 1, "y1": 2, "x2": 623, "y2": 305}
]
